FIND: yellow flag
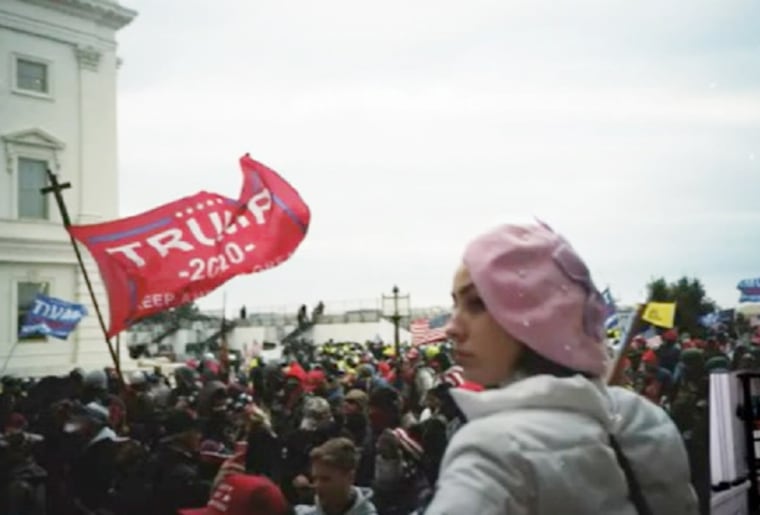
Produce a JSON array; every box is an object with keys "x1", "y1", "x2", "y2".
[{"x1": 642, "y1": 302, "x2": 676, "y2": 329}]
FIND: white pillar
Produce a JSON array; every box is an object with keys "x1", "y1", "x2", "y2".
[{"x1": 70, "y1": 44, "x2": 133, "y2": 372}]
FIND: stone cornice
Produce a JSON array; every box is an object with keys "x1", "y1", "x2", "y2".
[
  {"x1": 0, "y1": 6, "x2": 116, "y2": 49},
  {"x1": 20, "y1": 0, "x2": 137, "y2": 31}
]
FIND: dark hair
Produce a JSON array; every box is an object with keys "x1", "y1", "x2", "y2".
[
  {"x1": 514, "y1": 345, "x2": 595, "y2": 380},
  {"x1": 432, "y1": 352, "x2": 453, "y2": 372},
  {"x1": 431, "y1": 384, "x2": 466, "y2": 421},
  {"x1": 368, "y1": 386, "x2": 401, "y2": 413}
]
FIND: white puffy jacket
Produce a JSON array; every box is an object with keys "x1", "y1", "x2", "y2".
[{"x1": 424, "y1": 374, "x2": 699, "y2": 515}]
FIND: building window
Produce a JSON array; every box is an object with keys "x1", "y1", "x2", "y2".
[
  {"x1": 17, "y1": 281, "x2": 50, "y2": 341},
  {"x1": 17, "y1": 157, "x2": 49, "y2": 219},
  {"x1": 16, "y1": 58, "x2": 49, "y2": 94}
]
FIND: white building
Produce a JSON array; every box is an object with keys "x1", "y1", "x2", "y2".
[{"x1": 0, "y1": 0, "x2": 137, "y2": 377}]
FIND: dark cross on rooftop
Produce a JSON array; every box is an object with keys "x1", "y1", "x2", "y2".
[
  {"x1": 40, "y1": 169, "x2": 74, "y2": 227},
  {"x1": 40, "y1": 169, "x2": 125, "y2": 388}
]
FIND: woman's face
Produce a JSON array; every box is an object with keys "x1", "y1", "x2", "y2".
[{"x1": 446, "y1": 264, "x2": 523, "y2": 386}]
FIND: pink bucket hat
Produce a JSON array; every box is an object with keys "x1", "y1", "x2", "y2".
[{"x1": 462, "y1": 219, "x2": 608, "y2": 376}]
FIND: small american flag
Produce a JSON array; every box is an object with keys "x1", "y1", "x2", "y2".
[{"x1": 410, "y1": 314, "x2": 450, "y2": 345}]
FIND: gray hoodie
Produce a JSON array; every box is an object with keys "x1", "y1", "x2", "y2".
[{"x1": 295, "y1": 486, "x2": 377, "y2": 515}]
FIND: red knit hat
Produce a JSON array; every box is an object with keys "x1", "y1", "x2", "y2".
[{"x1": 179, "y1": 474, "x2": 288, "y2": 515}]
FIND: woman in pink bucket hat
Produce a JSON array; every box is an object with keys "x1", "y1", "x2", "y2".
[{"x1": 423, "y1": 220, "x2": 698, "y2": 515}]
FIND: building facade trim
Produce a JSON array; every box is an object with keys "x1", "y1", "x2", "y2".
[
  {"x1": 75, "y1": 44, "x2": 101, "y2": 71},
  {"x1": 19, "y1": 0, "x2": 137, "y2": 31},
  {"x1": 0, "y1": 238, "x2": 77, "y2": 264},
  {"x1": 0, "y1": 6, "x2": 118, "y2": 49},
  {"x1": 3, "y1": 128, "x2": 65, "y2": 174}
]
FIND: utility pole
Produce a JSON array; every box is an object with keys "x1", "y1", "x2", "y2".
[
  {"x1": 382, "y1": 285, "x2": 410, "y2": 377},
  {"x1": 220, "y1": 291, "x2": 230, "y2": 382}
]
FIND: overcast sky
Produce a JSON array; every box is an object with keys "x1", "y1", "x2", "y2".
[{"x1": 115, "y1": 0, "x2": 760, "y2": 315}]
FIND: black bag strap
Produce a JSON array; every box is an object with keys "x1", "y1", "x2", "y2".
[{"x1": 609, "y1": 434, "x2": 654, "y2": 515}]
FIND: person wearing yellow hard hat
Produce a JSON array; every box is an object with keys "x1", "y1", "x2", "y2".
[{"x1": 425, "y1": 345, "x2": 441, "y2": 360}]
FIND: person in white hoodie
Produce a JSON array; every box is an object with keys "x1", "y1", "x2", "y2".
[
  {"x1": 424, "y1": 220, "x2": 699, "y2": 515},
  {"x1": 295, "y1": 437, "x2": 377, "y2": 515}
]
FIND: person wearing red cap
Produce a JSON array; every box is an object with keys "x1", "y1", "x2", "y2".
[
  {"x1": 655, "y1": 329, "x2": 681, "y2": 374},
  {"x1": 634, "y1": 349, "x2": 673, "y2": 406},
  {"x1": 423, "y1": 220, "x2": 697, "y2": 515},
  {"x1": 178, "y1": 473, "x2": 289, "y2": 515},
  {"x1": 305, "y1": 370, "x2": 328, "y2": 395}
]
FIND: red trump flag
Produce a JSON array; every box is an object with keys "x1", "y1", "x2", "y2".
[{"x1": 68, "y1": 155, "x2": 311, "y2": 337}]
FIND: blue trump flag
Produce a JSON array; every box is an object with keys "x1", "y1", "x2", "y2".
[{"x1": 19, "y1": 293, "x2": 87, "y2": 340}]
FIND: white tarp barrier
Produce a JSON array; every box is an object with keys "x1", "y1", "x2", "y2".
[{"x1": 710, "y1": 371, "x2": 748, "y2": 486}]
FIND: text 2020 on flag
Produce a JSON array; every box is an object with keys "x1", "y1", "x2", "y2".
[{"x1": 68, "y1": 155, "x2": 311, "y2": 337}]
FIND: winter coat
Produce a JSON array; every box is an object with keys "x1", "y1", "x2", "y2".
[
  {"x1": 69, "y1": 428, "x2": 120, "y2": 511},
  {"x1": 144, "y1": 442, "x2": 211, "y2": 515},
  {"x1": 245, "y1": 425, "x2": 283, "y2": 482},
  {"x1": 424, "y1": 374, "x2": 698, "y2": 515}
]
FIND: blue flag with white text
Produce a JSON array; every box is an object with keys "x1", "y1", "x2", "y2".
[{"x1": 19, "y1": 293, "x2": 87, "y2": 340}]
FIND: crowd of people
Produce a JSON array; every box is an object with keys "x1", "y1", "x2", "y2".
[
  {"x1": 0, "y1": 337, "x2": 480, "y2": 515},
  {"x1": 617, "y1": 326, "x2": 759, "y2": 514},
  {"x1": 0, "y1": 327, "x2": 729, "y2": 515},
  {"x1": 2, "y1": 220, "x2": 756, "y2": 515}
]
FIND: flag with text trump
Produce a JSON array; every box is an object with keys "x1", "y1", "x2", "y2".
[
  {"x1": 19, "y1": 293, "x2": 87, "y2": 340},
  {"x1": 68, "y1": 155, "x2": 310, "y2": 337}
]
